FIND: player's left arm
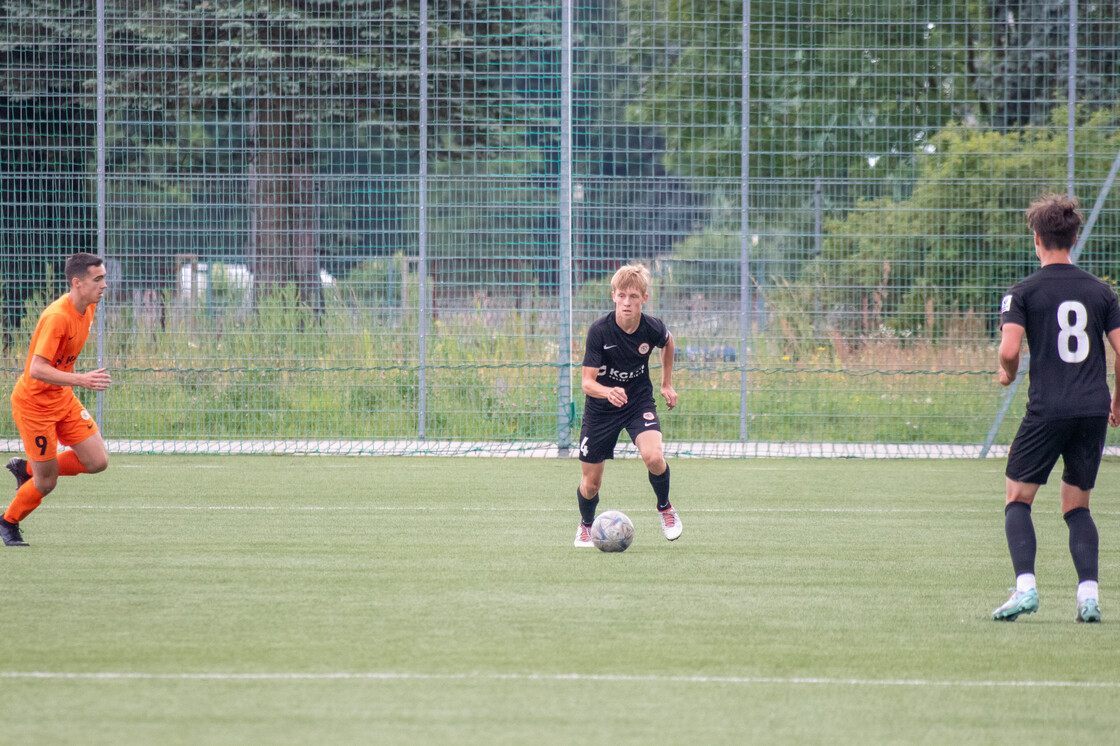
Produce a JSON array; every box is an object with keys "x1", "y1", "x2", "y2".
[
  {"x1": 1107, "y1": 327, "x2": 1120, "y2": 427},
  {"x1": 659, "y1": 332, "x2": 677, "y2": 409},
  {"x1": 998, "y1": 323, "x2": 1024, "y2": 386}
]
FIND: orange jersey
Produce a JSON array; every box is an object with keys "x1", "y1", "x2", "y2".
[{"x1": 11, "y1": 293, "x2": 97, "y2": 415}]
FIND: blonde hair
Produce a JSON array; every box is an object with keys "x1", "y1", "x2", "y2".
[{"x1": 610, "y1": 263, "x2": 650, "y2": 295}]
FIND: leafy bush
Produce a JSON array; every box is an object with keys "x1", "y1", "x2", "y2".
[{"x1": 810, "y1": 106, "x2": 1120, "y2": 336}]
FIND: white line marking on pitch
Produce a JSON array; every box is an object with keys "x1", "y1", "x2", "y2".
[
  {"x1": 1, "y1": 671, "x2": 1117, "y2": 689},
  {"x1": 38, "y1": 505, "x2": 1020, "y2": 514},
  {"x1": 40, "y1": 505, "x2": 1120, "y2": 516},
  {"x1": 113, "y1": 464, "x2": 225, "y2": 469}
]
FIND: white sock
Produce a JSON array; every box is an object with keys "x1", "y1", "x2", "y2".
[
  {"x1": 1016, "y1": 573, "x2": 1036, "y2": 593},
  {"x1": 1077, "y1": 580, "x2": 1099, "y2": 604}
]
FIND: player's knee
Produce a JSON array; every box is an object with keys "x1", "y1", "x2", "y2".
[
  {"x1": 642, "y1": 450, "x2": 665, "y2": 472},
  {"x1": 32, "y1": 475, "x2": 58, "y2": 495},
  {"x1": 85, "y1": 453, "x2": 109, "y2": 474},
  {"x1": 581, "y1": 477, "x2": 602, "y2": 496}
]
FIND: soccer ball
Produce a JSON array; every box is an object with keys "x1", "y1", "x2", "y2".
[{"x1": 590, "y1": 510, "x2": 634, "y2": 553}]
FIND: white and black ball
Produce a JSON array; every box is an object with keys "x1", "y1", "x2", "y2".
[{"x1": 590, "y1": 510, "x2": 634, "y2": 553}]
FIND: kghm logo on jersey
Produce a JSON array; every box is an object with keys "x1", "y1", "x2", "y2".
[
  {"x1": 1001, "y1": 294, "x2": 1013, "y2": 313},
  {"x1": 638, "y1": 342, "x2": 650, "y2": 355},
  {"x1": 604, "y1": 364, "x2": 646, "y2": 382}
]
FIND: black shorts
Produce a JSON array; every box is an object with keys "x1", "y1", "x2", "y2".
[
  {"x1": 578, "y1": 403, "x2": 661, "y2": 463},
  {"x1": 1005, "y1": 415, "x2": 1109, "y2": 490}
]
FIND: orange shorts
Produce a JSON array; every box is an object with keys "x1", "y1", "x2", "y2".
[{"x1": 10, "y1": 395, "x2": 100, "y2": 462}]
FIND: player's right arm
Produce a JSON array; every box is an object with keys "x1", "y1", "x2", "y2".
[
  {"x1": 29, "y1": 355, "x2": 112, "y2": 391},
  {"x1": 581, "y1": 320, "x2": 626, "y2": 407},
  {"x1": 998, "y1": 323, "x2": 1024, "y2": 386},
  {"x1": 1108, "y1": 328, "x2": 1120, "y2": 427},
  {"x1": 582, "y1": 366, "x2": 626, "y2": 407}
]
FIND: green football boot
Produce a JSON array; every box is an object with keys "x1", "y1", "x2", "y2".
[
  {"x1": 1076, "y1": 598, "x2": 1101, "y2": 623},
  {"x1": 992, "y1": 588, "x2": 1039, "y2": 621}
]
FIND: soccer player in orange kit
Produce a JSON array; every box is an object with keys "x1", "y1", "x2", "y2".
[{"x1": 1, "y1": 253, "x2": 111, "y2": 546}]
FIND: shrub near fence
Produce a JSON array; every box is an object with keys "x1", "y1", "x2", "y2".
[{"x1": 1, "y1": 286, "x2": 1023, "y2": 453}]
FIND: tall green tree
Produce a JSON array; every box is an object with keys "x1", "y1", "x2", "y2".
[
  {"x1": 1, "y1": 0, "x2": 556, "y2": 307},
  {"x1": 623, "y1": 0, "x2": 977, "y2": 185},
  {"x1": 0, "y1": 2, "x2": 98, "y2": 341},
  {"x1": 106, "y1": 0, "x2": 552, "y2": 307},
  {"x1": 0, "y1": 100, "x2": 95, "y2": 346},
  {"x1": 973, "y1": 0, "x2": 1120, "y2": 129}
]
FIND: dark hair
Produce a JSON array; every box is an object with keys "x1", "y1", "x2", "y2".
[
  {"x1": 1025, "y1": 193, "x2": 1082, "y2": 251},
  {"x1": 64, "y1": 252, "x2": 104, "y2": 283}
]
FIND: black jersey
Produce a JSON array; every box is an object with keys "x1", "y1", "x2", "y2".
[
  {"x1": 1000, "y1": 263, "x2": 1120, "y2": 420},
  {"x1": 581, "y1": 311, "x2": 670, "y2": 414}
]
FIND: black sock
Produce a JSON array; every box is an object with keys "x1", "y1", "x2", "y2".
[
  {"x1": 577, "y1": 488, "x2": 599, "y2": 527},
  {"x1": 1064, "y1": 506, "x2": 1099, "y2": 583},
  {"x1": 1004, "y1": 501, "x2": 1036, "y2": 577},
  {"x1": 649, "y1": 465, "x2": 671, "y2": 512}
]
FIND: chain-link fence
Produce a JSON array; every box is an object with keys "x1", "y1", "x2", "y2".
[{"x1": 2, "y1": 0, "x2": 1119, "y2": 456}]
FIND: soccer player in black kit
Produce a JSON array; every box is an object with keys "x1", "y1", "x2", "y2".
[
  {"x1": 992, "y1": 193, "x2": 1120, "y2": 623},
  {"x1": 574, "y1": 263, "x2": 681, "y2": 547}
]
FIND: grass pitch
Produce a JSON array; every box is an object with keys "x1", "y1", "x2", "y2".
[{"x1": 3, "y1": 456, "x2": 1119, "y2": 744}]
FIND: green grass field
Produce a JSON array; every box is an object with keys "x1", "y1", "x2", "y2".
[{"x1": 3, "y1": 456, "x2": 1119, "y2": 744}]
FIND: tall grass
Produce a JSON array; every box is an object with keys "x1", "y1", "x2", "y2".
[{"x1": 0, "y1": 289, "x2": 1035, "y2": 447}]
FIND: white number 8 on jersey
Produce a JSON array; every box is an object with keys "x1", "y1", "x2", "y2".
[{"x1": 1057, "y1": 300, "x2": 1090, "y2": 363}]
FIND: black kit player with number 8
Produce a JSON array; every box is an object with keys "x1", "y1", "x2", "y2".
[
  {"x1": 572, "y1": 263, "x2": 682, "y2": 548},
  {"x1": 991, "y1": 193, "x2": 1120, "y2": 623}
]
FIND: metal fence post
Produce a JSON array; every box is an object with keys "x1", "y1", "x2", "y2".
[
  {"x1": 418, "y1": 0, "x2": 429, "y2": 441},
  {"x1": 558, "y1": 0, "x2": 574, "y2": 455},
  {"x1": 1067, "y1": 0, "x2": 1077, "y2": 197},
  {"x1": 739, "y1": 0, "x2": 752, "y2": 442},
  {"x1": 95, "y1": 0, "x2": 107, "y2": 429}
]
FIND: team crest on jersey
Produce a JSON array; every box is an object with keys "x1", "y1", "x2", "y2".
[
  {"x1": 643, "y1": 411, "x2": 655, "y2": 421},
  {"x1": 80, "y1": 409, "x2": 91, "y2": 420},
  {"x1": 1000, "y1": 294, "x2": 1012, "y2": 313},
  {"x1": 638, "y1": 342, "x2": 650, "y2": 355}
]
